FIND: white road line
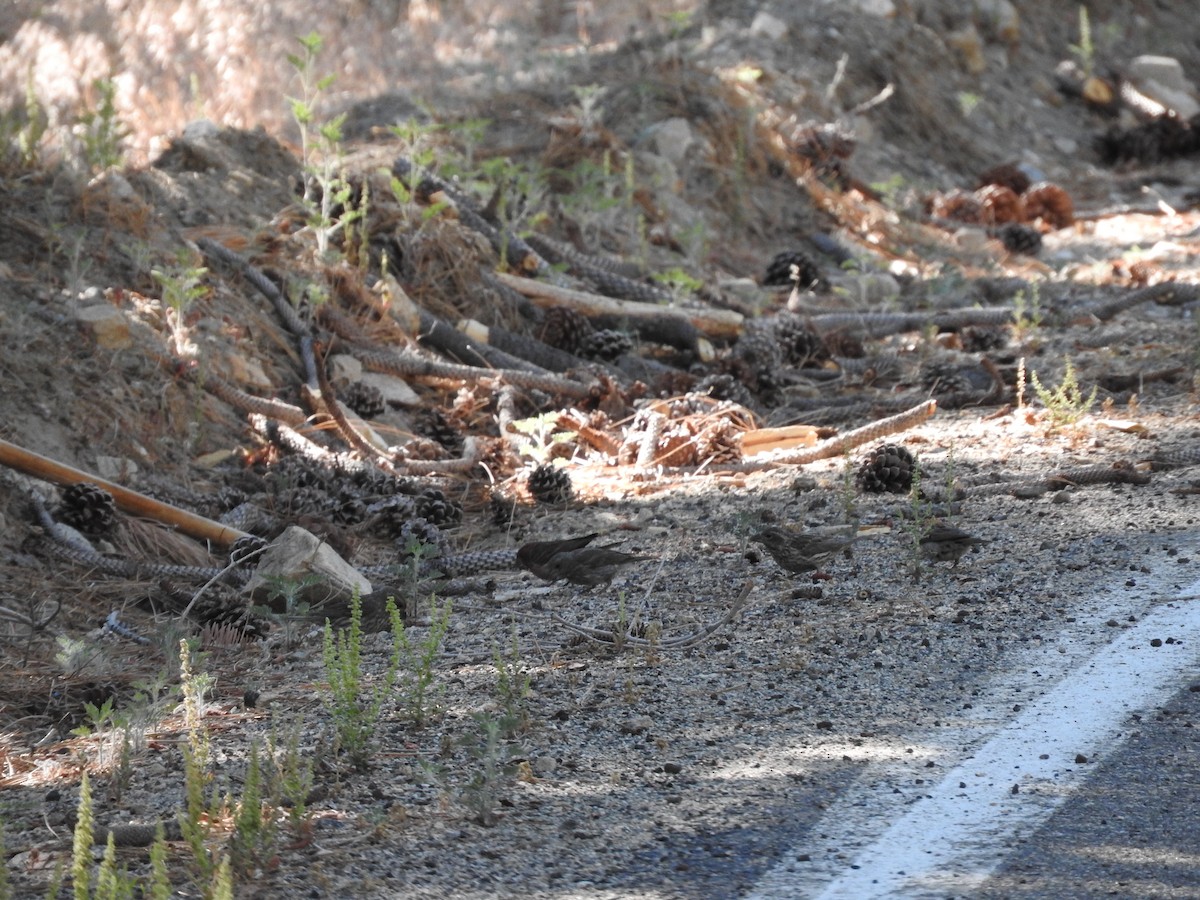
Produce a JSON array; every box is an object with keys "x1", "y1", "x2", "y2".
[{"x1": 746, "y1": 576, "x2": 1200, "y2": 900}]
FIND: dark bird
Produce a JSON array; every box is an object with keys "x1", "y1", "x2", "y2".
[
  {"x1": 751, "y1": 524, "x2": 857, "y2": 576},
  {"x1": 517, "y1": 533, "x2": 651, "y2": 587},
  {"x1": 534, "y1": 546, "x2": 652, "y2": 587},
  {"x1": 920, "y1": 524, "x2": 988, "y2": 566},
  {"x1": 516, "y1": 533, "x2": 602, "y2": 580}
]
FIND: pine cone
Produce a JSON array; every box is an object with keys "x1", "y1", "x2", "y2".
[
  {"x1": 527, "y1": 463, "x2": 573, "y2": 505},
  {"x1": 857, "y1": 444, "x2": 918, "y2": 494},
  {"x1": 960, "y1": 326, "x2": 1008, "y2": 352},
  {"x1": 578, "y1": 329, "x2": 634, "y2": 361},
  {"x1": 228, "y1": 534, "x2": 269, "y2": 568},
  {"x1": 416, "y1": 409, "x2": 465, "y2": 455},
  {"x1": 394, "y1": 517, "x2": 447, "y2": 559},
  {"x1": 694, "y1": 372, "x2": 757, "y2": 408},
  {"x1": 774, "y1": 313, "x2": 828, "y2": 366},
  {"x1": 1022, "y1": 182, "x2": 1074, "y2": 229},
  {"x1": 996, "y1": 222, "x2": 1042, "y2": 256},
  {"x1": 414, "y1": 488, "x2": 462, "y2": 527},
  {"x1": 332, "y1": 487, "x2": 370, "y2": 526},
  {"x1": 975, "y1": 184, "x2": 1024, "y2": 225},
  {"x1": 762, "y1": 251, "x2": 823, "y2": 290},
  {"x1": 342, "y1": 381, "x2": 386, "y2": 419},
  {"x1": 539, "y1": 306, "x2": 594, "y2": 354},
  {"x1": 975, "y1": 162, "x2": 1031, "y2": 195},
  {"x1": 929, "y1": 189, "x2": 986, "y2": 224},
  {"x1": 369, "y1": 494, "x2": 418, "y2": 538},
  {"x1": 57, "y1": 483, "x2": 117, "y2": 536}
]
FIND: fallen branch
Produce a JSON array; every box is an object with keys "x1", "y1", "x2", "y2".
[
  {"x1": 0, "y1": 438, "x2": 249, "y2": 546},
  {"x1": 495, "y1": 271, "x2": 744, "y2": 340}
]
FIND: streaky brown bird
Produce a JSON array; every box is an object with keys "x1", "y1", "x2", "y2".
[
  {"x1": 751, "y1": 524, "x2": 858, "y2": 576},
  {"x1": 920, "y1": 524, "x2": 988, "y2": 566}
]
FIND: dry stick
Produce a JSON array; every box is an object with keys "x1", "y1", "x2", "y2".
[
  {"x1": 525, "y1": 233, "x2": 674, "y2": 304},
  {"x1": 353, "y1": 344, "x2": 596, "y2": 400},
  {"x1": 958, "y1": 463, "x2": 1151, "y2": 499},
  {"x1": 196, "y1": 237, "x2": 311, "y2": 337},
  {"x1": 319, "y1": 301, "x2": 550, "y2": 377},
  {"x1": 309, "y1": 338, "x2": 398, "y2": 470},
  {"x1": 728, "y1": 400, "x2": 937, "y2": 472},
  {"x1": 495, "y1": 272, "x2": 745, "y2": 340},
  {"x1": 549, "y1": 579, "x2": 753, "y2": 650},
  {"x1": 0, "y1": 438, "x2": 249, "y2": 546},
  {"x1": 180, "y1": 364, "x2": 309, "y2": 426},
  {"x1": 1089, "y1": 282, "x2": 1200, "y2": 322},
  {"x1": 807, "y1": 306, "x2": 1016, "y2": 339}
]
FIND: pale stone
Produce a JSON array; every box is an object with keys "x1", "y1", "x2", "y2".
[
  {"x1": 245, "y1": 526, "x2": 371, "y2": 611},
  {"x1": 821, "y1": 0, "x2": 894, "y2": 15},
  {"x1": 74, "y1": 304, "x2": 133, "y2": 350},
  {"x1": 946, "y1": 24, "x2": 987, "y2": 75},
  {"x1": 649, "y1": 118, "x2": 701, "y2": 169},
  {"x1": 95, "y1": 456, "x2": 138, "y2": 482},
  {"x1": 222, "y1": 352, "x2": 273, "y2": 390},
  {"x1": 1128, "y1": 55, "x2": 1194, "y2": 95},
  {"x1": 359, "y1": 371, "x2": 420, "y2": 406},
  {"x1": 328, "y1": 353, "x2": 363, "y2": 385},
  {"x1": 749, "y1": 11, "x2": 788, "y2": 41}
]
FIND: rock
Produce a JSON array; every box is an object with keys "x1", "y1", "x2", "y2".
[
  {"x1": 821, "y1": 0, "x2": 894, "y2": 16},
  {"x1": 358, "y1": 371, "x2": 420, "y2": 407},
  {"x1": 245, "y1": 525, "x2": 371, "y2": 612},
  {"x1": 219, "y1": 351, "x2": 273, "y2": 389},
  {"x1": 975, "y1": 0, "x2": 1020, "y2": 45},
  {"x1": 946, "y1": 24, "x2": 987, "y2": 75},
  {"x1": 749, "y1": 11, "x2": 788, "y2": 41},
  {"x1": 74, "y1": 304, "x2": 133, "y2": 350},
  {"x1": 647, "y1": 118, "x2": 702, "y2": 169},
  {"x1": 95, "y1": 456, "x2": 138, "y2": 482},
  {"x1": 1127, "y1": 55, "x2": 1200, "y2": 118},
  {"x1": 328, "y1": 353, "x2": 363, "y2": 385},
  {"x1": 619, "y1": 715, "x2": 654, "y2": 735}
]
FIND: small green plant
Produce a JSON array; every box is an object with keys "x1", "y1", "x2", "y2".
[
  {"x1": 147, "y1": 824, "x2": 171, "y2": 900},
  {"x1": 493, "y1": 628, "x2": 532, "y2": 734},
  {"x1": 1030, "y1": 359, "x2": 1097, "y2": 428},
  {"x1": 1069, "y1": 6, "x2": 1095, "y2": 78},
  {"x1": 942, "y1": 445, "x2": 959, "y2": 512},
  {"x1": 651, "y1": 268, "x2": 704, "y2": 304},
  {"x1": 286, "y1": 32, "x2": 361, "y2": 259},
  {"x1": 251, "y1": 574, "x2": 322, "y2": 648},
  {"x1": 394, "y1": 596, "x2": 451, "y2": 726},
  {"x1": 904, "y1": 463, "x2": 931, "y2": 583},
  {"x1": 957, "y1": 91, "x2": 982, "y2": 118},
  {"x1": 228, "y1": 743, "x2": 277, "y2": 877},
  {"x1": 321, "y1": 590, "x2": 407, "y2": 768},
  {"x1": 0, "y1": 818, "x2": 8, "y2": 900},
  {"x1": 1012, "y1": 285, "x2": 1043, "y2": 340},
  {"x1": 509, "y1": 412, "x2": 575, "y2": 464},
  {"x1": 266, "y1": 723, "x2": 315, "y2": 841},
  {"x1": 71, "y1": 771, "x2": 94, "y2": 900},
  {"x1": 55, "y1": 634, "x2": 105, "y2": 677},
  {"x1": 460, "y1": 713, "x2": 523, "y2": 826},
  {"x1": 75, "y1": 77, "x2": 128, "y2": 172},
  {"x1": 152, "y1": 257, "x2": 210, "y2": 355},
  {"x1": 71, "y1": 697, "x2": 116, "y2": 738},
  {"x1": 0, "y1": 72, "x2": 49, "y2": 172},
  {"x1": 179, "y1": 639, "x2": 213, "y2": 772},
  {"x1": 870, "y1": 173, "x2": 908, "y2": 209},
  {"x1": 839, "y1": 449, "x2": 859, "y2": 524},
  {"x1": 94, "y1": 829, "x2": 137, "y2": 900},
  {"x1": 179, "y1": 743, "x2": 217, "y2": 888}
]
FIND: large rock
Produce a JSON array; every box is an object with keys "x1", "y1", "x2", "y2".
[{"x1": 245, "y1": 526, "x2": 371, "y2": 614}]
